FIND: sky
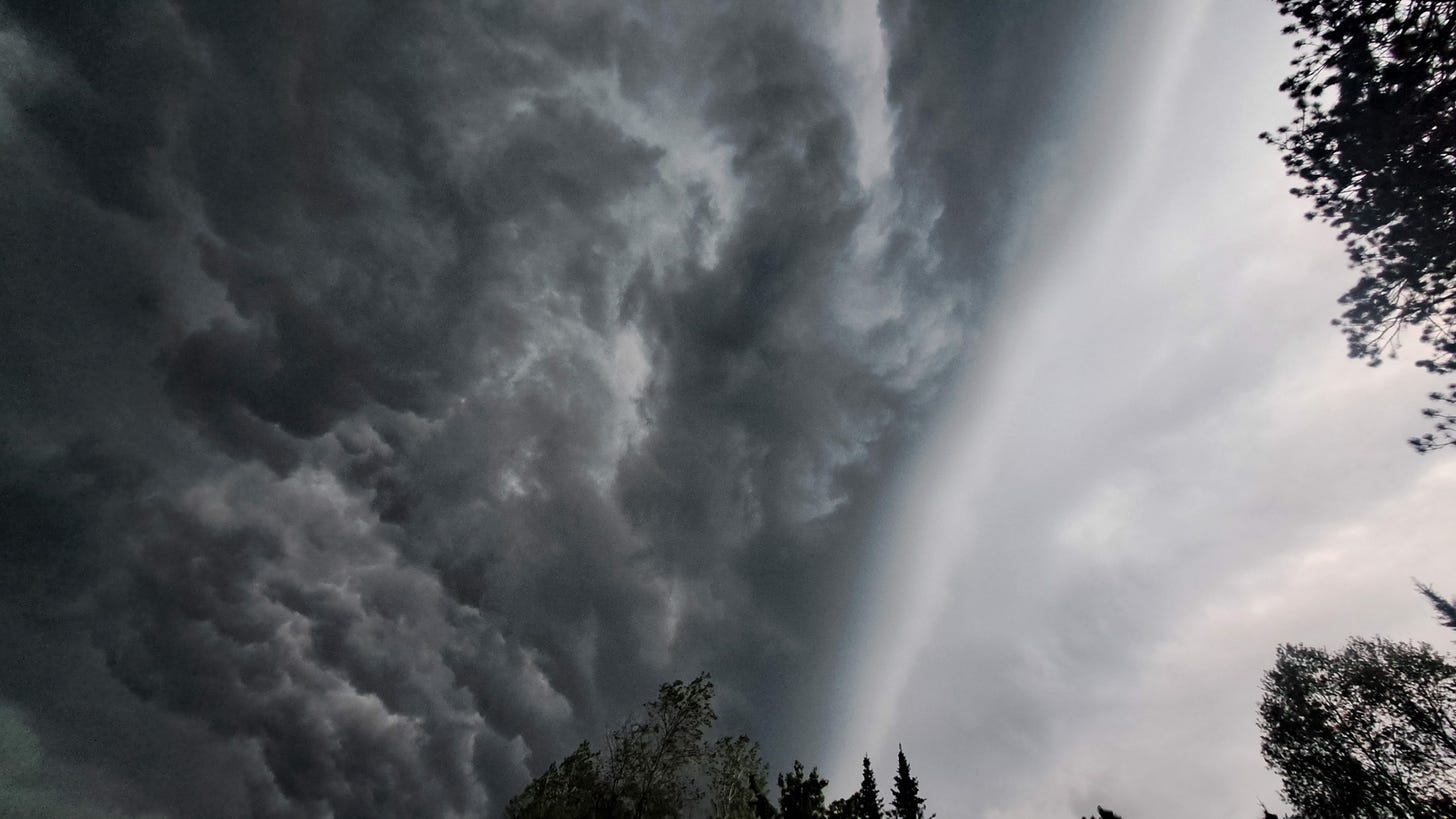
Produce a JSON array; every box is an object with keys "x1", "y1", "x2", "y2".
[{"x1": 0, "y1": 1, "x2": 1453, "y2": 818}]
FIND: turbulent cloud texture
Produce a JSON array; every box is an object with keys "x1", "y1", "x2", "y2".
[{"x1": 0, "y1": 1, "x2": 1098, "y2": 815}]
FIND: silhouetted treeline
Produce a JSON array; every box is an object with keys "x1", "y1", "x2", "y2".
[
  {"x1": 505, "y1": 674, "x2": 949, "y2": 819},
  {"x1": 504, "y1": 673, "x2": 1124, "y2": 818},
  {"x1": 509, "y1": 583, "x2": 1456, "y2": 818}
]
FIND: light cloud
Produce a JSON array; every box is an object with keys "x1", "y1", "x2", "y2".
[{"x1": 862, "y1": 2, "x2": 1456, "y2": 816}]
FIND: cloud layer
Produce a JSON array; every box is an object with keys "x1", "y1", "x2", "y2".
[
  {"x1": 0, "y1": 1, "x2": 1102, "y2": 815},
  {"x1": 858, "y1": 2, "x2": 1456, "y2": 816}
]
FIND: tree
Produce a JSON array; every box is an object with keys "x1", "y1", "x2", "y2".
[
  {"x1": 1079, "y1": 809, "x2": 1123, "y2": 819},
  {"x1": 510, "y1": 674, "x2": 719, "y2": 819},
  {"x1": 888, "y1": 746, "x2": 929, "y2": 819},
  {"x1": 1417, "y1": 581, "x2": 1456, "y2": 630},
  {"x1": 708, "y1": 735, "x2": 771, "y2": 819},
  {"x1": 851, "y1": 756, "x2": 882, "y2": 819},
  {"x1": 1259, "y1": 637, "x2": 1456, "y2": 816},
  {"x1": 777, "y1": 761, "x2": 829, "y2": 819},
  {"x1": 752, "y1": 775, "x2": 780, "y2": 819},
  {"x1": 505, "y1": 742, "x2": 608, "y2": 819},
  {"x1": 1261, "y1": 0, "x2": 1456, "y2": 450},
  {"x1": 605, "y1": 674, "x2": 717, "y2": 819}
]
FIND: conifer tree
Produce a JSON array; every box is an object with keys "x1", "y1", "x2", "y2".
[
  {"x1": 778, "y1": 761, "x2": 829, "y2": 819},
  {"x1": 888, "y1": 746, "x2": 929, "y2": 819},
  {"x1": 852, "y1": 756, "x2": 882, "y2": 819}
]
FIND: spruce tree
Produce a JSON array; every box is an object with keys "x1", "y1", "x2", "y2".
[
  {"x1": 777, "y1": 761, "x2": 829, "y2": 819},
  {"x1": 852, "y1": 756, "x2": 882, "y2": 819},
  {"x1": 888, "y1": 746, "x2": 928, "y2": 819}
]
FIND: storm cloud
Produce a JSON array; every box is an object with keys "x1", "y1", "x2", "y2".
[
  {"x1": 0, "y1": 1, "x2": 1104, "y2": 815},
  {"x1": 8, "y1": 2, "x2": 1440, "y2": 818}
]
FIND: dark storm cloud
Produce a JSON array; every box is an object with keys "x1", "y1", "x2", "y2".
[
  {"x1": 880, "y1": 0, "x2": 1110, "y2": 294},
  {"x1": 1, "y1": 0, "x2": 1093, "y2": 815}
]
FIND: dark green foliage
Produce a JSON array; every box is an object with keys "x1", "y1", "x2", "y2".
[
  {"x1": 508, "y1": 675, "x2": 719, "y2": 819},
  {"x1": 505, "y1": 742, "x2": 606, "y2": 819},
  {"x1": 826, "y1": 798, "x2": 854, "y2": 819},
  {"x1": 604, "y1": 674, "x2": 716, "y2": 818},
  {"x1": 1261, "y1": 0, "x2": 1456, "y2": 450},
  {"x1": 1259, "y1": 637, "x2": 1456, "y2": 816},
  {"x1": 1079, "y1": 809, "x2": 1122, "y2": 819},
  {"x1": 777, "y1": 761, "x2": 829, "y2": 819},
  {"x1": 888, "y1": 746, "x2": 929, "y2": 819},
  {"x1": 852, "y1": 756, "x2": 882, "y2": 819}
]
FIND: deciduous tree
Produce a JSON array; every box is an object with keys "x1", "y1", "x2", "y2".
[
  {"x1": 605, "y1": 674, "x2": 717, "y2": 819},
  {"x1": 1259, "y1": 637, "x2": 1456, "y2": 816},
  {"x1": 708, "y1": 735, "x2": 771, "y2": 819},
  {"x1": 505, "y1": 742, "x2": 607, "y2": 819},
  {"x1": 1262, "y1": 0, "x2": 1456, "y2": 450}
]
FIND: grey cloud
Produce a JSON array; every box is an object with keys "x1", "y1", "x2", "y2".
[
  {"x1": 881, "y1": 0, "x2": 1111, "y2": 295},
  {"x1": 0, "y1": 0, "x2": 1109, "y2": 815}
]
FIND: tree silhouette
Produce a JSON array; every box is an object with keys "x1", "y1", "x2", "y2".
[
  {"x1": 1418, "y1": 581, "x2": 1456, "y2": 631},
  {"x1": 507, "y1": 674, "x2": 719, "y2": 819},
  {"x1": 605, "y1": 674, "x2": 717, "y2": 819},
  {"x1": 1079, "y1": 809, "x2": 1123, "y2": 819},
  {"x1": 1262, "y1": 0, "x2": 1456, "y2": 450},
  {"x1": 708, "y1": 735, "x2": 772, "y2": 819},
  {"x1": 1260, "y1": 637, "x2": 1456, "y2": 816},
  {"x1": 851, "y1": 756, "x2": 883, "y2": 819},
  {"x1": 888, "y1": 746, "x2": 929, "y2": 819},
  {"x1": 505, "y1": 742, "x2": 607, "y2": 819},
  {"x1": 506, "y1": 674, "x2": 1134, "y2": 818},
  {"x1": 777, "y1": 761, "x2": 829, "y2": 819}
]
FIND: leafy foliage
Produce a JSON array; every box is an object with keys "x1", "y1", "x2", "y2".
[
  {"x1": 604, "y1": 674, "x2": 717, "y2": 818},
  {"x1": 1079, "y1": 809, "x2": 1123, "y2": 819},
  {"x1": 707, "y1": 736, "x2": 773, "y2": 819},
  {"x1": 507, "y1": 675, "x2": 720, "y2": 819},
  {"x1": 506, "y1": 742, "x2": 608, "y2": 819},
  {"x1": 1262, "y1": 0, "x2": 1456, "y2": 449},
  {"x1": 1259, "y1": 637, "x2": 1456, "y2": 816}
]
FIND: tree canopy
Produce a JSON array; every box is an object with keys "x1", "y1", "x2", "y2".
[
  {"x1": 505, "y1": 674, "x2": 727, "y2": 819},
  {"x1": 1262, "y1": 0, "x2": 1456, "y2": 450},
  {"x1": 777, "y1": 761, "x2": 830, "y2": 819},
  {"x1": 504, "y1": 677, "x2": 944, "y2": 819},
  {"x1": 504, "y1": 596, "x2": 1456, "y2": 819},
  {"x1": 1259, "y1": 637, "x2": 1456, "y2": 816}
]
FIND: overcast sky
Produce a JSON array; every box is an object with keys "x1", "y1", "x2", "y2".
[{"x1": 2, "y1": 1, "x2": 1454, "y2": 817}]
